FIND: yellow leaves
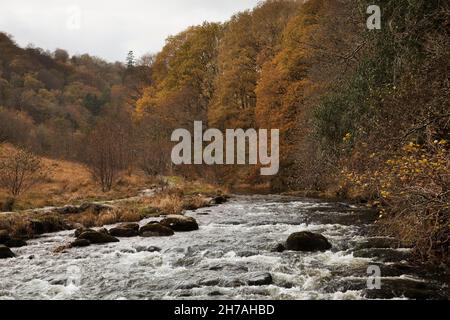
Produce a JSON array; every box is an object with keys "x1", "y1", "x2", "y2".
[
  {"x1": 380, "y1": 190, "x2": 390, "y2": 198},
  {"x1": 343, "y1": 133, "x2": 352, "y2": 142},
  {"x1": 403, "y1": 142, "x2": 420, "y2": 152}
]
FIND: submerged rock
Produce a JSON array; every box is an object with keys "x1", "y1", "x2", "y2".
[
  {"x1": 97, "y1": 228, "x2": 109, "y2": 235},
  {"x1": 4, "y1": 238, "x2": 27, "y2": 248},
  {"x1": 109, "y1": 223, "x2": 140, "y2": 238},
  {"x1": 354, "y1": 237, "x2": 402, "y2": 250},
  {"x1": 247, "y1": 272, "x2": 273, "y2": 286},
  {"x1": 0, "y1": 245, "x2": 15, "y2": 259},
  {"x1": 272, "y1": 243, "x2": 286, "y2": 253},
  {"x1": 71, "y1": 239, "x2": 91, "y2": 247},
  {"x1": 77, "y1": 230, "x2": 119, "y2": 244},
  {"x1": 365, "y1": 278, "x2": 449, "y2": 300},
  {"x1": 74, "y1": 227, "x2": 94, "y2": 237},
  {"x1": 139, "y1": 222, "x2": 174, "y2": 237},
  {"x1": 160, "y1": 215, "x2": 199, "y2": 232},
  {"x1": 286, "y1": 231, "x2": 332, "y2": 252},
  {"x1": 210, "y1": 195, "x2": 228, "y2": 205},
  {"x1": 353, "y1": 248, "x2": 411, "y2": 262},
  {"x1": 134, "y1": 245, "x2": 161, "y2": 253}
]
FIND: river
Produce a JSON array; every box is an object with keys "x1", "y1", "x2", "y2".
[{"x1": 0, "y1": 195, "x2": 448, "y2": 300}]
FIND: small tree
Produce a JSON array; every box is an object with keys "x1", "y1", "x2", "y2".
[
  {"x1": 126, "y1": 51, "x2": 135, "y2": 69},
  {"x1": 83, "y1": 110, "x2": 133, "y2": 192},
  {"x1": 0, "y1": 147, "x2": 47, "y2": 199}
]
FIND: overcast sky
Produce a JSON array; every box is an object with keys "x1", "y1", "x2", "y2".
[{"x1": 0, "y1": 0, "x2": 260, "y2": 62}]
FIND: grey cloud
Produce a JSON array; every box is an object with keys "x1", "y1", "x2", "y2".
[{"x1": 0, "y1": 0, "x2": 260, "y2": 62}]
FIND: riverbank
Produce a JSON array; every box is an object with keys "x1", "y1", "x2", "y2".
[{"x1": 0, "y1": 179, "x2": 229, "y2": 255}]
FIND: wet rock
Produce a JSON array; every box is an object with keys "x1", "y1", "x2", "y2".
[
  {"x1": 71, "y1": 239, "x2": 91, "y2": 247},
  {"x1": 74, "y1": 227, "x2": 94, "y2": 238},
  {"x1": 209, "y1": 263, "x2": 249, "y2": 272},
  {"x1": 223, "y1": 279, "x2": 246, "y2": 288},
  {"x1": 134, "y1": 245, "x2": 161, "y2": 253},
  {"x1": 77, "y1": 230, "x2": 119, "y2": 244},
  {"x1": 307, "y1": 210, "x2": 379, "y2": 226},
  {"x1": 353, "y1": 248, "x2": 411, "y2": 262},
  {"x1": 66, "y1": 222, "x2": 84, "y2": 231},
  {"x1": 98, "y1": 228, "x2": 109, "y2": 235},
  {"x1": 199, "y1": 278, "x2": 221, "y2": 286},
  {"x1": 0, "y1": 245, "x2": 15, "y2": 259},
  {"x1": 160, "y1": 215, "x2": 199, "y2": 232},
  {"x1": 355, "y1": 237, "x2": 402, "y2": 250},
  {"x1": 237, "y1": 250, "x2": 259, "y2": 257},
  {"x1": 4, "y1": 238, "x2": 27, "y2": 248},
  {"x1": 53, "y1": 245, "x2": 71, "y2": 253},
  {"x1": 0, "y1": 230, "x2": 11, "y2": 244},
  {"x1": 120, "y1": 249, "x2": 135, "y2": 254},
  {"x1": 272, "y1": 243, "x2": 285, "y2": 253},
  {"x1": 109, "y1": 223, "x2": 140, "y2": 238},
  {"x1": 247, "y1": 272, "x2": 273, "y2": 286},
  {"x1": 286, "y1": 231, "x2": 332, "y2": 252},
  {"x1": 365, "y1": 278, "x2": 449, "y2": 300},
  {"x1": 210, "y1": 195, "x2": 228, "y2": 205},
  {"x1": 139, "y1": 222, "x2": 174, "y2": 237}
]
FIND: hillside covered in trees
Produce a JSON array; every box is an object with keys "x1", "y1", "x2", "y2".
[
  {"x1": 0, "y1": 32, "x2": 151, "y2": 159},
  {"x1": 0, "y1": 0, "x2": 448, "y2": 263},
  {"x1": 135, "y1": 0, "x2": 449, "y2": 262}
]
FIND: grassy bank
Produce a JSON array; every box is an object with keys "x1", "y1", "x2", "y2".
[{"x1": 0, "y1": 148, "x2": 228, "y2": 241}]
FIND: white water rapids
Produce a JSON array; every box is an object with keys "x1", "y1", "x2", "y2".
[{"x1": 0, "y1": 195, "x2": 447, "y2": 300}]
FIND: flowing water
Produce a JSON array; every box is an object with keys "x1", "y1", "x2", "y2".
[{"x1": 0, "y1": 195, "x2": 448, "y2": 300}]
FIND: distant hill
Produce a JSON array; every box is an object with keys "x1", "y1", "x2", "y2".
[{"x1": 0, "y1": 32, "x2": 150, "y2": 158}]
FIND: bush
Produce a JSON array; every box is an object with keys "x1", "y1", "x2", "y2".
[{"x1": 0, "y1": 146, "x2": 47, "y2": 199}]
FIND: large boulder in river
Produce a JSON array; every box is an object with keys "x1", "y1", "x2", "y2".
[
  {"x1": 74, "y1": 227, "x2": 94, "y2": 237},
  {"x1": 71, "y1": 239, "x2": 91, "y2": 248},
  {"x1": 109, "y1": 223, "x2": 140, "y2": 237},
  {"x1": 160, "y1": 215, "x2": 199, "y2": 232},
  {"x1": 77, "y1": 230, "x2": 119, "y2": 244},
  {"x1": 0, "y1": 245, "x2": 15, "y2": 259},
  {"x1": 210, "y1": 195, "x2": 228, "y2": 205},
  {"x1": 286, "y1": 231, "x2": 332, "y2": 252},
  {"x1": 4, "y1": 238, "x2": 27, "y2": 248},
  {"x1": 139, "y1": 222, "x2": 174, "y2": 237},
  {"x1": 247, "y1": 272, "x2": 273, "y2": 286}
]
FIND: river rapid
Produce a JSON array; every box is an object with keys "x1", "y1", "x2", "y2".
[{"x1": 0, "y1": 195, "x2": 448, "y2": 300}]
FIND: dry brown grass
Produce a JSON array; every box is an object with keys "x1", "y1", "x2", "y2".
[
  {"x1": 139, "y1": 189, "x2": 213, "y2": 216},
  {"x1": 150, "y1": 193, "x2": 184, "y2": 215},
  {"x1": 0, "y1": 144, "x2": 150, "y2": 211},
  {"x1": 66, "y1": 207, "x2": 143, "y2": 228}
]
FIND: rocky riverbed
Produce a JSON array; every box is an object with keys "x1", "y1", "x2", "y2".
[{"x1": 0, "y1": 195, "x2": 448, "y2": 300}]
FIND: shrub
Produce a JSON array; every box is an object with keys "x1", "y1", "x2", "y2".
[{"x1": 0, "y1": 146, "x2": 48, "y2": 199}]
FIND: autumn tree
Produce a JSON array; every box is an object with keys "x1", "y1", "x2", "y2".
[
  {"x1": 208, "y1": 0, "x2": 299, "y2": 129},
  {"x1": 83, "y1": 109, "x2": 134, "y2": 192},
  {"x1": 0, "y1": 146, "x2": 47, "y2": 199}
]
